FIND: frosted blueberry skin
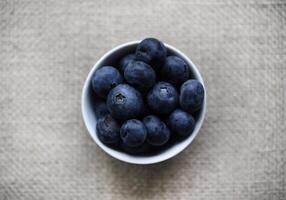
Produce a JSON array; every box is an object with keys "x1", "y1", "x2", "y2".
[
  {"x1": 180, "y1": 80, "x2": 204, "y2": 113},
  {"x1": 119, "y1": 54, "x2": 135, "y2": 73},
  {"x1": 93, "y1": 99, "x2": 109, "y2": 119},
  {"x1": 91, "y1": 66, "x2": 123, "y2": 98},
  {"x1": 135, "y1": 38, "x2": 167, "y2": 71},
  {"x1": 167, "y1": 109, "x2": 195, "y2": 138},
  {"x1": 107, "y1": 84, "x2": 144, "y2": 121},
  {"x1": 96, "y1": 114, "x2": 120, "y2": 145},
  {"x1": 120, "y1": 119, "x2": 147, "y2": 147},
  {"x1": 160, "y1": 56, "x2": 190, "y2": 87},
  {"x1": 143, "y1": 115, "x2": 171, "y2": 146},
  {"x1": 147, "y1": 82, "x2": 178, "y2": 115},
  {"x1": 124, "y1": 61, "x2": 156, "y2": 92}
]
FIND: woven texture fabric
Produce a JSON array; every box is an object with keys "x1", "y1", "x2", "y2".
[{"x1": 1, "y1": 0, "x2": 286, "y2": 199}]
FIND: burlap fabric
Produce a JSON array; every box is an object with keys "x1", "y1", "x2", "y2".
[{"x1": 0, "y1": 0, "x2": 285, "y2": 199}]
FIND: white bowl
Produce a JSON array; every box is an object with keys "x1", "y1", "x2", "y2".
[{"x1": 81, "y1": 41, "x2": 207, "y2": 165}]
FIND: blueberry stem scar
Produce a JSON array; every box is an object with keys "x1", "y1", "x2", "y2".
[
  {"x1": 160, "y1": 87, "x2": 168, "y2": 95},
  {"x1": 115, "y1": 93, "x2": 126, "y2": 104}
]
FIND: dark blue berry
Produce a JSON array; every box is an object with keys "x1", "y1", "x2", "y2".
[
  {"x1": 94, "y1": 99, "x2": 109, "y2": 119},
  {"x1": 167, "y1": 109, "x2": 195, "y2": 138},
  {"x1": 147, "y1": 82, "x2": 178, "y2": 114},
  {"x1": 120, "y1": 119, "x2": 147, "y2": 147},
  {"x1": 91, "y1": 66, "x2": 123, "y2": 98},
  {"x1": 135, "y1": 38, "x2": 167, "y2": 71},
  {"x1": 107, "y1": 84, "x2": 144, "y2": 121},
  {"x1": 96, "y1": 115, "x2": 120, "y2": 144},
  {"x1": 124, "y1": 61, "x2": 156, "y2": 92},
  {"x1": 119, "y1": 54, "x2": 135, "y2": 73},
  {"x1": 121, "y1": 142, "x2": 151, "y2": 155},
  {"x1": 160, "y1": 56, "x2": 189, "y2": 86},
  {"x1": 180, "y1": 80, "x2": 204, "y2": 113},
  {"x1": 143, "y1": 115, "x2": 170, "y2": 146}
]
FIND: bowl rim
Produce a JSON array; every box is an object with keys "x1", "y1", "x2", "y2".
[{"x1": 81, "y1": 40, "x2": 207, "y2": 165}]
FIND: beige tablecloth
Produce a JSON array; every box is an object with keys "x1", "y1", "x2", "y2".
[{"x1": 1, "y1": 0, "x2": 285, "y2": 199}]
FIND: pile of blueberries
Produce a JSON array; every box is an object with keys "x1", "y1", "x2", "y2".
[{"x1": 92, "y1": 38, "x2": 204, "y2": 155}]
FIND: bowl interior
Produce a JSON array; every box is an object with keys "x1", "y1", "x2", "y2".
[{"x1": 81, "y1": 41, "x2": 206, "y2": 164}]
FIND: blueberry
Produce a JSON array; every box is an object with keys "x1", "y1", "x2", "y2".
[
  {"x1": 143, "y1": 115, "x2": 170, "y2": 146},
  {"x1": 121, "y1": 142, "x2": 151, "y2": 155},
  {"x1": 135, "y1": 38, "x2": 167, "y2": 71},
  {"x1": 119, "y1": 54, "x2": 135, "y2": 73},
  {"x1": 167, "y1": 109, "x2": 195, "y2": 138},
  {"x1": 107, "y1": 84, "x2": 144, "y2": 121},
  {"x1": 124, "y1": 61, "x2": 156, "y2": 92},
  {"x1": 96, "y1": 114, "x2": 120, "y2": 144},
  {"x1": 94, "y1": 99, "x2": 109, "y2": 119},
  {"x1": 180, "y1": 80, "x2": 204, "y2": 113},
  {"x1": 120, "y1": 119, "x2": 147, "y2": 147},
  {"x1": 160, "y1": 56, "x2": 189, "y2": 86},
  {"x1": 91, "y1": 66, "x2": 123, "y2": 98},
  {"x1": 147, "y1": 82, "x2": 178, "y2": 114}
]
